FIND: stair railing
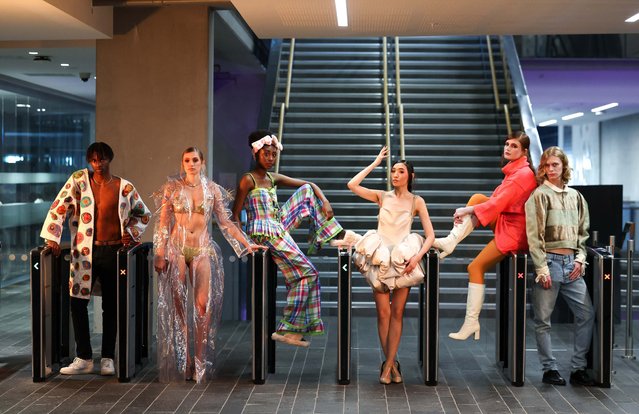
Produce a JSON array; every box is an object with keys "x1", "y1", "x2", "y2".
[
  {"x1": 499, "y1": 37, "x2": 514, "y2": 110},
  {"x1": 486, "y1": 35, "x2": 501, "y2": 111},
  {"x1": 275, "y1": 38, "x2": 296, "y2": 174},
  {"x1": 394, "y1": 37, "x2": 405, "y2": 160},
  {"x1": 382, "y1": 37, "x2": 391, "y2": 190}
]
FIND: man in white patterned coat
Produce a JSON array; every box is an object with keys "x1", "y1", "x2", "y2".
[{"x1": 40, "y1": 142, "x2": 151, "y2": 376}]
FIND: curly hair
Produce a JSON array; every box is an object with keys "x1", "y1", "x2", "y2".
[{"x1": 536, "y1": 146, "x2": 572, "y2": 184}]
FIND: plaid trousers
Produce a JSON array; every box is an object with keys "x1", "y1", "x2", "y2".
[{"x1": 253, "y1": 184, "x2": 342, "y2": 334}]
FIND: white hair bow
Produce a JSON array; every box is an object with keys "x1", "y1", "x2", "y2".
[{"x1": 251, "y1": 134, "x2": 283, "y2": 154}]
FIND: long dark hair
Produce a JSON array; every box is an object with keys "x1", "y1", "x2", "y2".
[
  {"x1": 395, "y1": 160, "x2": 415, "y2": 192},
  {"x1": 501, "y1": 130, "x2": 535, "y2": 173}
]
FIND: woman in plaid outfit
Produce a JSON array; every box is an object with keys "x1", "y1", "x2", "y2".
[{"x1": 232, "y1": 130, "x2": 359, "y2": 347}]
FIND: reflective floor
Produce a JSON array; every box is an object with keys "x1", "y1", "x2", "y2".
[{"x1": 2, "y1": 282, "x2": 639, "y2": 414}]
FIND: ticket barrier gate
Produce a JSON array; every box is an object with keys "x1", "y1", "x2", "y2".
[
  {"x1": 495, "y1": 253, "x2": 527, "y2": 386},
  {"x1": 251, "y1": 250, "x2": 278, "y2": 384},
  {"x1": 116, "y1": 242, "x2": 153, "y2": 382},
  {"x1": 30, "y1": 245, "x2": 73, "y2": 382},
  {"x1": 417, "y1": 250, "x2": 440, "y2": 385},
  {"x1": 585, "y1": 246, "x2": 614, "y2": 388},
  {"x1": 337, "y1": 249, "x2": 352, "y2": 384},
  {"x1": 336, "y1": 249, "x2": 440, "y2": 385}
]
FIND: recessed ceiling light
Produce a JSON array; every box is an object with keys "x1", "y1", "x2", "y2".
[
  {"x1": 16, "y1": 104, "x2": 31, "y2": 108},
  {"x1": 335, "y1": 0, "x2": 348, "y2": 27},
  {"x1": 590, "y1": 102, "x2": 618, "y2": 112},
  {"x1": 538, "y1": 119, "x2": 557, "y2": 127},
  {"x1": 561, "y1": 112, "x2": 584, "y2": 121},
  {"x1": 625, "y1": 12, "x2": 639, "y2": 22},
  {"x1": 60, "y1": 63, "x2": 69, "y2": 67},
  {"x1": 28, "y1": 51, "x2": 38, "y2": 55}
]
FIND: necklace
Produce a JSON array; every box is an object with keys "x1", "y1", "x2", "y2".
[
  {"x1": 92, "y1": 175, "x2": 113, "y2": 186},
  {"x1": 184, "y1": 179, "x2": 201, "y2": 188}
]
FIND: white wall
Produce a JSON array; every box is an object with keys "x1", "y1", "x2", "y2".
[
  {"x1": 571, "y1": 122, "x2": 600, "y2": 185},
  {"x1": 600, "y1": 113, "x2": 639, "y2": 202}
]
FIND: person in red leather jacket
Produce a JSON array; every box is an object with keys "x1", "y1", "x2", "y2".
[{"x1": 433, "y1": 131, "x2": 538, "y2": 341}]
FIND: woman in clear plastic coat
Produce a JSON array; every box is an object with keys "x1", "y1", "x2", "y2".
[{"x1": 153, "y1": 147, "x2": 261, "y2": 383}]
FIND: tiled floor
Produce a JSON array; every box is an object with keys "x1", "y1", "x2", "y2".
[{"x1": 3, "y1": 282, "x2": 639, "y2": 413}]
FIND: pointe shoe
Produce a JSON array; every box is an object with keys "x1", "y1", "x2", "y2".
[
  {"x1": 433, "y1": 215, "x2": 474, "y2": 259},
  {"x1": 391, "y1": 361, "x2": 403, "y2": 384},
  {"x1": 329, "y1": 230, "x2": 362, "y2": 249},
  {"x1": 379, "y1": 361, "x2": 392, "y2": 385},
  {"x1": 449, "y1": 282, "x2": 484, "y2": 341}
]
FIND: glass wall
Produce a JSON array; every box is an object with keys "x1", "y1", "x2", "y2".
[{"x1": 0, "y1": 88, "x2": 94, "y2": 287}]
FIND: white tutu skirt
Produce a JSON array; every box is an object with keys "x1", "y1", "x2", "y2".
[{"x1": 352, "y1": 231, "x2": 425, "y2": 292}]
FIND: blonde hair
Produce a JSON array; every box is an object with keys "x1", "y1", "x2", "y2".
[{"x1": 536, "y1": 146, "x2": 572, "y2": 184}]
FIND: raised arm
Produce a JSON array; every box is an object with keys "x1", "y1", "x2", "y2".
[{"x1": 347, "y1": 146, "x2": 388, "y2": 204}]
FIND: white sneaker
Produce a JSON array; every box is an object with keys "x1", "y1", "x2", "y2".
[
  {"x1": 100, "y1": 358, "x2": 115, "y2": 376},
  {"x1": 60, "y1": 357, "x2": 94, "y2": 375}
]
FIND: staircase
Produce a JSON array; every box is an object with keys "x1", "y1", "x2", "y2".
[
  {"x1": 268, "y1": 36, "x2": 519, "y2": 317},
  {"x1": 397, "y1": 36, "x2": 518, "y2": 317}
]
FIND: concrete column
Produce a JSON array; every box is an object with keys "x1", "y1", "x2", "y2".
[{"x1": 96, "y1": 6, "x2": 211, "y2": 228}]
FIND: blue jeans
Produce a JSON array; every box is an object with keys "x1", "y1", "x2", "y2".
[{"x1": 532, "y1": 252, "x2": 595, "y2": 372}]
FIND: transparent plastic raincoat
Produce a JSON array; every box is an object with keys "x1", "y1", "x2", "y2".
[{"x1": 153, "y1": 175, "x2": 250, "y2": 383}]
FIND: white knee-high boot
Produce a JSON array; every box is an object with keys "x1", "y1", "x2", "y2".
[
  {"x1": 433, "y1": 215, "x2": 474, "y2": 259},
  {"x1": 449, "y1": 282, "x2": 484, "y2": 340}
]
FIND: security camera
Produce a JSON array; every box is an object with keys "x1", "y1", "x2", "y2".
[{"x1": 79, "y1": 72, "x2": 91, "y2": 82}]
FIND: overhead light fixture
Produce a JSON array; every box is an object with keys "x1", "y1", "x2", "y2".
[
  {"x1": 595, "y1": 111, "x2": 603, "y2": 116},
  {"x1": 16, "y1": 104, "x2": 31, "y2": 108},
  {"x1": 60, "y1": 63, "x2": 69, "y2": 67},
  {"x1": 538, "y1": 119, "x2": 557, "y2": 127},
  {"x1": 28, "y1": 51, "x2": 38, "y2": 55},
  {"x1": 561, "y1": 112, "x2": 584, "y2": 121},
  {"x1": 335, "y1": 0, "x2": 348, "y2": 27},
  {"x1": 626, "y1": 12, "x2": 639, "y2": 22},
  {"x1": 591, "y1": 102, "x2": 618, "y2": 112}
]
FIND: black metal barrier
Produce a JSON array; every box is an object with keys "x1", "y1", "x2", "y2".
[
  {"x1": 418, "y1": 249, "x2": 440, "y2": 385},
  {"x1": 251, "y1": 250, "x2": 277, "y2": 384},
  {"x1": 585, "y1": 246, "x2": 614, "y2": 388},
  {"x1": 495, "y1": 253, "x2": 527, "y2": 386},
  {"x1": 337, "y1": 249, "x2": 352, "y2": 384},
  {"x1": 116, "y1": 242, "x2": 153, "y2": 382},
  {"x1": 30, "y1": 245, "x2": 72, "y2": 382}
]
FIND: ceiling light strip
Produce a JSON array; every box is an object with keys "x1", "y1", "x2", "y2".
[
  {"x1": 538, "y1": 119, "x2": 557, "y2": 127},
  {"x1": 561, "y1": 112, "x2": 584, "y2": 121},
  {"x1": 626, "y1": 12, "x2": 639, "y2": 23},
  {"x1": 335, "y1": 0, "x2": 348, "y2": 27},
  {"x1": 590, "y1": 102, "x2": 618, "y2": 112}
]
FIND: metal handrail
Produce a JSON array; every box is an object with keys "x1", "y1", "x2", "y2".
[
  {"x1": 499, "y1": 37, "x2": 513, "y2": 109},
  {"x1": 503, "y1": 104, "x2": 512, "y2": 136},
  {"x1": 395, "y1": 37, "x2": 405, "y2": 160},
  {"x1": 284, "y1": 39, "x2": 295, "y2": 109},
  {"x1": 275, "y1": 39, "x2": 296, "y2": 174},
  {"x1": 486, "y1": 36, "x2": 501, "y2": 111},
  {"x1": 382, "y1": 37, "x2": 391, "y2": 190}
]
